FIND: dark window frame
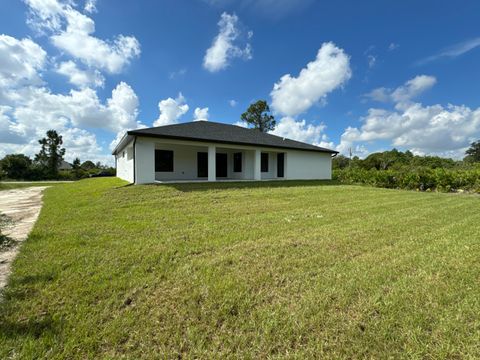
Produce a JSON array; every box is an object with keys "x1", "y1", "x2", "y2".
[
  {"x1": 155, "y1": 149, "x2": 174, "y2": 172},
  {"x1": 261, "y1": 152, "x2": 269, "y2": 172},
  {"x1": 233, "y1": 152, "x2": 242, "y2": 173}
]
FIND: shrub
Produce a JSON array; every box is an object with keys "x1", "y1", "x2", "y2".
[{"x1": 334, "y1": 166, "x2": 480, "y2": 193}]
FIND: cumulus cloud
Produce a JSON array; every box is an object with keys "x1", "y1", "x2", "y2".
[
  {"x1": 193, "y1": 107, "x2": 209, "y2": 121},
  {"x1": 153, "y1": 93, "x2": 189, "y2": 126},
  {"x1": 0, "y1": 35, "x2": 47, "y2": 87},
  {"x1": 339, "y1": 76, "x2": 480, "y2": 158},
  {"x1": 270, "y1": 117, "x2": 333, "y2": 148},
  {"x1": 0, "y1": 91, "x2": 113, "y2": 164},
  {"x1": 3, "y1": 81, "x2": 140, "y2": 135},
  {"x1": 0, "y1": 2, "x2": 144, "y2": 164},
  {"x1": 0, "y1": 32, "x2": 142, "y2": 164},
  {"x1": 270, "y1": 42, "x2": 351, "y2": 117},
  {"x1": 203, "y1": 12, "x2": 252, "y2": 72},
  {"x1": 25, "y1": 0, "x2": 140, "y2": 73},
  {"x1": 55, "y1": 60, "x2": 104, "y2": 88},
  {"x1": 229, "y1": 99, "x2": 237, "y2": 107},
  {"x1": 364, "y1": 75, "x2": 436, "y2": 104}
]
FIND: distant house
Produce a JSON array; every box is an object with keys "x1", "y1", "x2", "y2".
[
  {"x1": 112, "y1": 121, "x2": 338, "y2": 184},
  {"x1": 58, "y1": 160, "x2": 73, "y2": 171}
]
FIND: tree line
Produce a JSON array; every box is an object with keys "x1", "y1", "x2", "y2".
[
  {"x1": 0, "y1": 130, "x2": 114, "y2": 181},
  {"x1": 333, "y1": 143, "x2": 480, "y2": 193}
]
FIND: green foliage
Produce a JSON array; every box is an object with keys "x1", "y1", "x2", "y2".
[
  {"x1": 34, "y1": 130, "x2": 66, "y2": 179},
  {"x1": 0, "y1": 154, "x2": 32, "y2": 180},
  {"x1": 464, "y1": 140, "x2": 480, "y2": 162},
  {"x1": 332, "y1": 149, "x2": 478, "y2": 192},
  {"x1": 0, "y1": 213, "x2": 14, "y2": 250},
  {"x1": 334, "y1": 149, "x2": 460, "y2": 171},
  {"x1": 0, "y1": 152, "x2": 112, "y2": 181},
  {"x1": 334, "y1": 166, "x2": 480, "y2": 193},
  {"x1": 81, "y1": 160, "x2": 96, "y2": 170},
  {"x1": 240, "y1": 100, "x2": 275, "y2": 132},
  {"x1": 72, "y1": 157, "x2": 81, "y2": 170}
]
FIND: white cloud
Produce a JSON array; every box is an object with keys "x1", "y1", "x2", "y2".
[
  {"x1": 229, "y1": 99, "x2": 237, "y2": 107},
  {"x1": 25, "y1": 0, "x2": 140, "y2": 73},
  {"x1": 270, "y1": 42, "x2": 351, "y2": 117},
  {"x1": 193, "y1": 107, "x2": 209, "y2": 121},
  {"x1": 3, "y1": 81, "x2": 140, "y2": 134},
  {"x1": 417, "y1": 37, "x2": 480, "y2": 65},
  {"x1": 0, "y1": 73, "x2": 142, "y2": 164},
  {"x1": 0, "y1": 35, "x2": 47, "y2": 87},
  {"x1": 84, "y1": 0, "x2": 97, "y2": 13},
  {"x1": 364, "y1": 75, "x2": 436, "y2": 103},
  {"x1": 367, "y1": 54, "x2": 376, "y2": 68},
  {"x1": 153, "y1": 93, "x2": 189, "y2": 126},
  {"x1": 234, "y1": 120, "x2": 247, "y2": 128},
  {"x1": 339, "y1": 76, "x2": 480, "y2": 159},
  {"x1": 169, "y1": 68, "x2": 186, "y2": 79},
  {"x1": 56, "y1": 60, "x2": 104, "y2": 88},
  {"x1": 270, "y1": 117, "x2": 329, "y2": 147},
  {"x1": 388, "y1": 43, "x2": 399, "y2": 51},
  {"x1": 203, "y1": 12, "x2": 252, "y2": 72},
  {"x1": 0, "y1": 3, "x2": 143, "y2": 165}
]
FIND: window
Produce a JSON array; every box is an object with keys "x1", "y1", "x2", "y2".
[
  {"x1": 122, "y1": 151, "x2": 125, "y2": 158},
  {"x1": 155, "y1": 150, "x2": 173, "y2": 172},
  {"x1": 261, "y1": 152, "x2": 269, "y2": 172},
  {"x1": 233, "y1": 152, "x2": 242, "y2": 172}
]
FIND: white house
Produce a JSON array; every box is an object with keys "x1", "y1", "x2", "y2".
[{"x1": 112, "y1": 121, "x2": 338, "y2": 184}]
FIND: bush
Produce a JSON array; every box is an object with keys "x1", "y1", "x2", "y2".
[{"x1": 333, "y1": 166, "x2": 480, "y2": 193}]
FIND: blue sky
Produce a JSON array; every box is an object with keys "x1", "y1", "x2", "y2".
[{"x1": 1, "y1": 0, "x2": 480, "y2": 164}]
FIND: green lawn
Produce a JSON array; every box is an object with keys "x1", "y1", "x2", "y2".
[{"x1": 1, "y1": 178, "x2": 479, "y2": 358}]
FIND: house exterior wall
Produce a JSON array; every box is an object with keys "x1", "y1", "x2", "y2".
[
  {"x1": 135, "y1": 140, "x2": 155, "y2": 184},
  {"x1": 116, "y1": 141, "x2": 134, "y2": 183},
  {"x1": 285, "y1": 150, "x2": 332, "y2": 180}
]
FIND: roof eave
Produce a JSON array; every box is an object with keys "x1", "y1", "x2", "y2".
[
  {"x1": 111, "y1": 133, "x2": 133, "y2": 155},
  {"x1": 128, "y1": 131, "x2": 338, "y2": 154}
]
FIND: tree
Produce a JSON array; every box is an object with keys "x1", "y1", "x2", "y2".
[
  {"x1": 464, "y1": 141, "x2": 480, "y2": 163},
  {"x1": 240, "y1": 100, "x2": 275, "y2": 132},
  {"x1": 81, "y1": 160, "x2": 96, "y2": 170},
  {"x1": 332, "y1": 155, "x2": 350, "y2": 170},
  {"x1": 0, "y1": 154, "x2": 32, "y2": 179},
  {"x1": 72, "y1": 158, "x2": 81, "y2": 170},
  {"x1": 34, "y1": 130, "x2": 66, "y2": 178}
]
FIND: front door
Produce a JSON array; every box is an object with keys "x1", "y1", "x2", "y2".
[
  {"x1": 277, "y1": 153, "x2": 284, "y2": 178},
  {"x1": 216, "y1": 153, "x2": 227, "y2": 177},
  {"x1": 197, "y1": 152, "x2": 208, "y2": 177}
]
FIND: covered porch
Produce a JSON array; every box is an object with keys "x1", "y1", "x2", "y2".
[{"x1": 152, "y1": 140, "x2": 286, "y2": 182}]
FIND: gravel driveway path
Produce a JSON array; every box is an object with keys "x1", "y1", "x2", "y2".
[{"x1": 0, "y1": 187, "x2": 48, "y2": 292}]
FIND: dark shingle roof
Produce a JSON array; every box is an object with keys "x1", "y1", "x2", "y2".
[{"x1": 126, "y1": 121, "x2": 337, "y2": 154}]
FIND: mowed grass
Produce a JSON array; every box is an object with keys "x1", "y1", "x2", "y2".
[{"x1": 1, "y1": 178, "x2": 480, "y2": 358}]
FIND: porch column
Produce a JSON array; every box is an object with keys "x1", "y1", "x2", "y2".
[
  {"x1": 208, "y1": 145, "x2": 216, "y2": 181},
  {"x1": 253, "y1": 149, "x2": 261, "y2": 180}
]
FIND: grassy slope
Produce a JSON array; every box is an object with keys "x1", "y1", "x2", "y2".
[{"x1": 1, "y1": 178, "x2": 479, "y2": 359}]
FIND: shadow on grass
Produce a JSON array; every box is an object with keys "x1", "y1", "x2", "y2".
[
  {"x1": 0, "y1": 315, "x2": 59, "y2": 339},
  {"x1": 162, "y1": 179, "x2": 340, "y2": 192}
]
